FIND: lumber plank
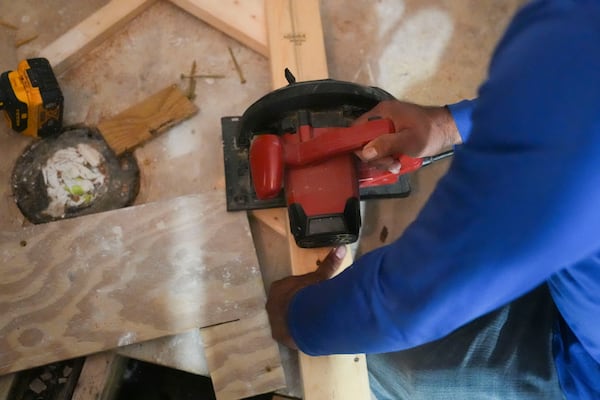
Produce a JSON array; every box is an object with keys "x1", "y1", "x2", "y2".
[
  {"x1": 265, "y1": 0, "x2": 371, "y2": 399},
  {"x1": 0, "y1": 192, "x2": 265, "y2": 374},
  {"x1": 40, "y1": 0, "x2": 157, "y2": 75},
  {"x1": 249, "y1": 208, "x2": 287, "y2": 237},
  {"x1": 71, "y1": 352, "x2": 126, "y2": 400},
  {"x1": 97, "y1": 84, "x2": 198, "y2": 156},
  {"x1": 265, "y1": 0, "x2": 328, "y2": 87},
  {"x1": 169, "y1": 0, "x2": 268, "y2": 57},
  {"x1": 0, "y1": 374, "x2": 15, "y2": 400}
]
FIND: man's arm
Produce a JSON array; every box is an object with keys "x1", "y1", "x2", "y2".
[{"x1": 284, "y1": 3, "x2": 600, "y2": 356}]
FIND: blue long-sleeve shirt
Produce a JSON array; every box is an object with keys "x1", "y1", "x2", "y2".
[{"x1": 286, "y1": 1, "x2": 600, "y2": 398}]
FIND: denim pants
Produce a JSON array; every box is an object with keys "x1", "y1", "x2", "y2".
[{"x1": 367, "y1": 285, "x2": 565, "y2": 399}]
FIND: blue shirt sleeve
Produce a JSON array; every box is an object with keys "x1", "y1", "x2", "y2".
[
  {"x1": 447, "y1": 99, "x2": 476, "y2": 142},
  {"x1": 287, "y1": 1, "x2": 600, "y2": 356}
]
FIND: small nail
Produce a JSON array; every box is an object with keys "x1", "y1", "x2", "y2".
[
  {"x1": 334, "y1": 246, "x2": 347, "y2": 259},
  {"x1": 363, "y1": 147, "x2": 378, "y2": 160}
]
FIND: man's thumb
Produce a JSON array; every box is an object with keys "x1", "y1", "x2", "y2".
[{"x1": 315, "y1": 246, "x2": 346, "y2": 280}]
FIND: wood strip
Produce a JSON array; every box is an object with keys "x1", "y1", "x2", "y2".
[
  {"x1": 97, "y1": 85, "x2": 198, "y2": 156},
  {"x1": 40, "y1": 0, "x2": 157, "y2": 75},
  {"x1": 169, "y1": 0, "x2": 268, "y2": 57},
  {"x1": 265, "y1": 0, "x2": 371, "y2": 399},
  {"x1": 265, "y1": 0, "x2": 328, "y2": 88},
  {"x1": 72, "y1": 353, "x2": 125, "y2": 400},
  {"x1": 0, "y1": 374, "x2": 15, "y2": 400},
  {"x1": 0, "y1": 192, "x2": 265, "y2": 374}
]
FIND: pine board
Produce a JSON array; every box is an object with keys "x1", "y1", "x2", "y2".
[
  {"x1": 0, "y1": 373, "x2": 15, "y2": 400},
  {"x1": 264, "y1": 0, "x2": 371, "y2": 398},
  {"x1": 265, "y1": 0, "x2": 328, "y2": 87},
  {"x1": 71, "y1": 352, "x2": 126, "y2": 400},
  {"x1": 0, "y1": 192, "x2": 264, "y2": 374}
]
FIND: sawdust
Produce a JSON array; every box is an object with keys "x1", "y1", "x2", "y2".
[{"x1": 118, "y1": 332, "x2": 137, "y2": 347}]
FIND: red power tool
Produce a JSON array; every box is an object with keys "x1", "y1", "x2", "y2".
[{"x1": 222, "y1": 71, "x2": 452, "y2": 248}]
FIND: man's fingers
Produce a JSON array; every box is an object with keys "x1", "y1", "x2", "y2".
[
  {"x1": 314, "y1": 246, "x2": 346, "y2": 281},
  {"x1": 352, "y1": 102, "x2": 388, "y2": 126},
  {"x1": 361, "y1": 133, "x2": 410, "y2": 161}
]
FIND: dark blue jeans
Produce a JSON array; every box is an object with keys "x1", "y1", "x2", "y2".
[{"x1": 368, "y1": 285, "x2": 565, "y2": 399}]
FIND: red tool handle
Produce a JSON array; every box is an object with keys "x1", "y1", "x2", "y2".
[
  {"x1": 250, "y1": 118, "x2": 425, "y2": 199},
  {"x1": 283, "y1": 119, "x2": 395, "y2": 166},
  {"x1": 358, "y1": 154, "x2": 423, "y2": 188}
]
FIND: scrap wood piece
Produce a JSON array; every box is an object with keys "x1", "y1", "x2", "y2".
[
  {"x1": 40, "y1": 0, "x2": 157, "y2": 75},
  {"x1": 0, "y1": 192, "x2": 265, "y2": 375},
  {"x1": 169, "y1": 0, "x2": 268, "y2": 57},
  {"x1": 200, "y1": 302, "x2": 286, "y2": 400},
  {"x1": 97, "y1": 84, "x2": 198, "y2": 156},
  {"x1": 264, "y1": 0, "x2": 371, "y2": 399}
]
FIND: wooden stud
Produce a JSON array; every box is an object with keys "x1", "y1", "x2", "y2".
[
  {"x1": 40, "y1": 0, "x2": 157, "y2": 74},
  {"x1": 0, "y1": 374, "x2": 15, "y2": 400},
  {"x1": 169, "y1": 0, "x2": 268, "y2": 57},
  {"x1": 249, "y1": 209, "x2": 288, "y2": 237},
  {"x1": 71, "y1": 353, "x2": 126, "y2": 400},
  {"x1": 265, "y1": 0, "x2": 328, "y2": 87},
  {"x1": 264, "y1": 0, "x2": 371, "y2": 398}
]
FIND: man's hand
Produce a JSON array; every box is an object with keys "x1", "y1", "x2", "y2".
[
  {"x1": 266, "y1": 246, "x2": 347, "y2": 349},
  {"x1": 353, "y1": 100, "x2": 462, "y2": 167}
]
